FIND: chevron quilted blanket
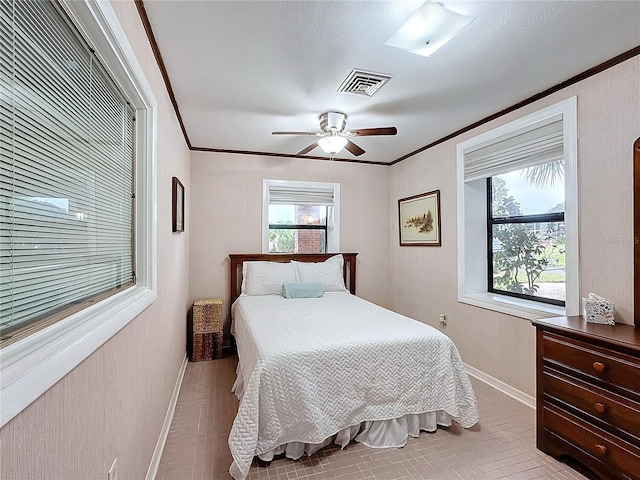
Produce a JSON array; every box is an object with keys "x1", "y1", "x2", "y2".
[{"x1": 229, "y1": 292, "x2": 478, "y2": 479}]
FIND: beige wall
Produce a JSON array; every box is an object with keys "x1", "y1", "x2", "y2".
[
  {"x1": 189, "y1": 152, "x2": 391, "y2": 336},
  {"x1": 389, "y1": 57, "x2": 639, "y2": 397},
  {"x1": 0, "y1": 2, "x2": 191, "y2": 479}
]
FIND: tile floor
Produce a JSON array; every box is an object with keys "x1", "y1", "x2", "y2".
[{"x1": 156, "y1": 355, "x2": 588, "y2": 480}]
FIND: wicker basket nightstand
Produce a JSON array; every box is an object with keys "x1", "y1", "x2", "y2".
[{"x1": 188, "y1": 298, "x2": 223, "y2": 361}]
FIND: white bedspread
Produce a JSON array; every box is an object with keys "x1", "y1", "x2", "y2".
[{"x1": 229, "y1": 292, "x2": 479, "y2": 479}]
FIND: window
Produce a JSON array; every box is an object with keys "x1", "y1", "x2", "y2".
[
  {"x1": 1, "y1": 0, "x2": 135, "y2": 342},
  {"x1": 488, "y1": 166, "x2": 565, "y2": 306},
  {"x1": 457, "y1": 98, "x2": 578, "y2": 319},
  {"x1": 269, "y1": 204, "x2": 328, "y2": 253},
  {"x1": 262, "y1": 180, "x2": 340, "y2": 253},
  {"x1": 0, "y1": 0, "x2": 157, "y2": 428}
]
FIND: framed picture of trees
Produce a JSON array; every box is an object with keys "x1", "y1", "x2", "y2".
[{"x1": 398, "y1": 190, "x2": 441, "y2": 246}]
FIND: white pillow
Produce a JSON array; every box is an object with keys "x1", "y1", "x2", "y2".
[
  {"x1": 291, "y1": 254, "x2": 347, "y2": 292},
  {"x1": 242, "y1": 261, "x2": 297, "y2": 296}
]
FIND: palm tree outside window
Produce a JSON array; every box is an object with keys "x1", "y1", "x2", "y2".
[{"x1": 487, "y1": 161, "x2": 565, "y2": 306}]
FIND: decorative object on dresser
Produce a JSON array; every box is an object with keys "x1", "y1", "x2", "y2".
[
  {"x1": 398, "y1": 189, "x2": 441, "y2": 246},
  {"x1": 582, "y1": 292, "x2": 616, "y2": 325},
  {"x1": 188, "y1": 298, "x2": 223, "y2": 361},
  {"x1": 532, "y1": 316, "x2": 640, "y2": 480}
]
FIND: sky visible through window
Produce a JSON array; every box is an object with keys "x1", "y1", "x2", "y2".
[
  {"x1": 31, "y1": 197, "x2": 69, "y2": 212},
  {"x1": 269, "y1": 205, "x2": 295, "y2": 223},
  {"x1": 501, "y1": 170, "x2": 564, "y2": 214}
]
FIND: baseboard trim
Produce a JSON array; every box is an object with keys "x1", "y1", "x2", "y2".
[
  {"x1": 464, "y1": 363, "x2": 535, "y2": 410},
  {"x1": 146, "y1": 353, "x2": 188, "y2": 480}
]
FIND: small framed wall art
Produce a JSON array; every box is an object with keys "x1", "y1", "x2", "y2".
[
  {"x1": 398, "y1": 189, "x2": 441, "y2": 246},
  {"x1": 172, "y1": 176, "x2": 185, "y2": 233}
]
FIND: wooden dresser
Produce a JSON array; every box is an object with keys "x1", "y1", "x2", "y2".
[{"x1": 531, "y1": 316, "x2": 640, "y2": 480}]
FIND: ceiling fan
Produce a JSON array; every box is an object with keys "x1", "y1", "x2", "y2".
[{"x1": 272, "y1": 112, "x2": 397, "y2": 156}]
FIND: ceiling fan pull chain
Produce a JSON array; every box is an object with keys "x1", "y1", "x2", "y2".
[{"x1": 329, "y1": 152, "x2": 334, "y2": 191}]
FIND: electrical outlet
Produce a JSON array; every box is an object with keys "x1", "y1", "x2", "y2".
[
  {"x1": 108, "y1": 458, "x2": 118, "y2": 480},
  {"x1": 439, "y1": 314, "x2": 446, "y2": 326}
]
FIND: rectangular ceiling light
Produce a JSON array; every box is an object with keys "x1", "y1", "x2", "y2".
[{"x1": 385, "y1": 0, "x2": 475, "y2": 57}]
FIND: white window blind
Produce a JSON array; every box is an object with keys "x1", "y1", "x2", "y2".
[
  {"x1": 464, "y1": 117, "x2": 564, "y2": 182},
  {"x1": 268, "y1": 185, "x2": 335, "y2": 206},
  {"x1": 0, "y1": 0, "x2": 135, "y2": 339}
]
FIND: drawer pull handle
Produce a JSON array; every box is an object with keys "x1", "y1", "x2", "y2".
[
  {"x1": 594, "y1": 402, "x2": 606, "y2": 414},
  {"x1": 592, "y1": 361, "x2": 606, "y2": 372},
  {"x1": 595, "y1": 444, "x2": 608, "y2": 456}
]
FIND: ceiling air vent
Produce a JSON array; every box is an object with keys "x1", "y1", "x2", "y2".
[{"x1": 337, "y1": 69, "x2": 392, "y2": 97}]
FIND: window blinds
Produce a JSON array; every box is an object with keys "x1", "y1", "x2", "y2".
[
  {"x1": 0, "y1": 0, "x2": 135, "y2": 337},
  {"x1": 268, "y1": 185, "x2": 335, "y2": 206},
  {"x1": 463, "y1": 117, "x2": 564, "y2": 182}
]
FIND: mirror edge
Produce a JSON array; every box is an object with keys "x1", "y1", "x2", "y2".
[{"x1": 635, "y1": 137, "x2": 639, "y2": 328}]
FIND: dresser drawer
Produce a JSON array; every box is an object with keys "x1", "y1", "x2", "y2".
[
  {"x1": 543, "y1": 403, "x2": 640, "y2": 478},
  {"x1": 543, "y1": 368, "x2": 640, "y2": 439},
  {"x1": 543, "y1": 331, "x2": 640, "y2": 396}
]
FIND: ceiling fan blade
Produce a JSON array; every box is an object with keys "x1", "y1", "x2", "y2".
[
  {"x1": 348, "y1": 127, "x2": 397, "y2": 136},
  {"x1": 344, "y1": 140, "x2": 365, "y2": 156},
  {"x1": 297, "y1": 142, "x2": 319, "y2": 155},
  {"x1": 272, "y1": 131, "x2": 319, "y2": 136}
]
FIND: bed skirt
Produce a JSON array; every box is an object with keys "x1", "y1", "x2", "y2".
[{"x1": 232, "y1": 365, "x2": 454, "y2": 464}]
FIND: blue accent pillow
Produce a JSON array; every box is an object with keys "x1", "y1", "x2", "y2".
[{"x1": 282, "y1": 282, "x2": 324, "y2": 299}]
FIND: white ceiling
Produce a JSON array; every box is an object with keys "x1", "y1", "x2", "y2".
[{"x1": 142, "y1": 0, "x2": 640, "y2": 164}]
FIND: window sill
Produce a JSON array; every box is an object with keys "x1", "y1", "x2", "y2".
[
  {"x1": 0, "y1": 285, "x2": 156, "y2": 428},
  {"x1": 459, "y1": 292, "x2": 565, "y2": 320}
]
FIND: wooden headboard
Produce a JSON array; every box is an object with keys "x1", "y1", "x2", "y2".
[{"x1": 229, "y1": 253, "x2": 358, "y2": 306}]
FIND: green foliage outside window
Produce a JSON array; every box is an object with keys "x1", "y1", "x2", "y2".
[
  {"x1": 491, "y1": 170, "x2": 565, "y2": 299},
  {"x1": 492, "y1": 224, "x2": 563, "y2": 295},
  {"x1": 269, "y1": 222, "x2": 295, "y2": 252}
]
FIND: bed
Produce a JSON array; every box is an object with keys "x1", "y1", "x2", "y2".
[{"x1": 227, "y1": 253, "x2": 479, "y2": 480}]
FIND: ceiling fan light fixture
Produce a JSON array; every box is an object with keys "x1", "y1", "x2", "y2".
[
  {"x1": 384, "y1": 0, "x2": 475, "y2": 57},
  {"x1": 318, "y1": 135, "x2": 348, "y2": 154}
]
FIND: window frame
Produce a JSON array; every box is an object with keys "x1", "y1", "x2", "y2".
[
  {"x1": 486, "y1": 177, "x2": 566, "y2": 306},
  {"x1": 262, "y1": 179, "x2": 340, "y2": 254},
  {"x1": 456, "y1": 97, "x2": 578, "y2": 320},
  {"x1": 0, "y1": 0, "x2": 158, "y2": 428}
]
